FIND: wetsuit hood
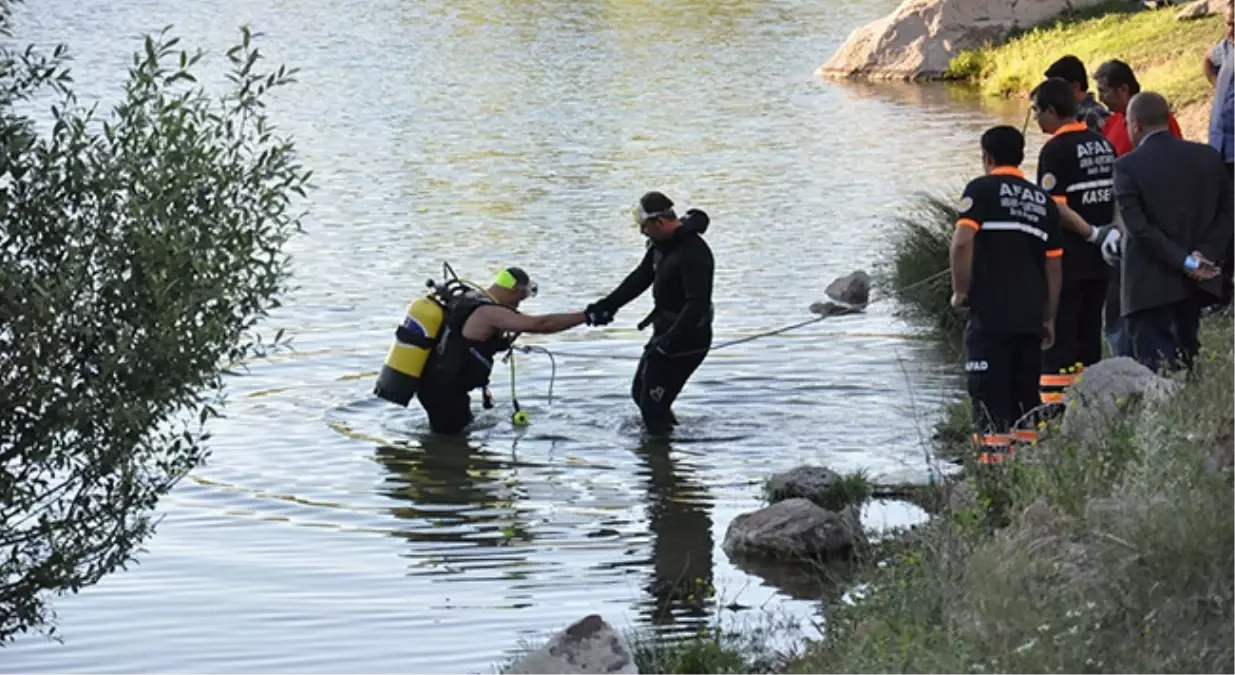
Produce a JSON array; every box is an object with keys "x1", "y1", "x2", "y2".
[{"x1": 676, "y1": 208, "x2": 709, "y2": 237}]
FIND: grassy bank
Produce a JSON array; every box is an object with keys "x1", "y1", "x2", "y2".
[
  {"x1": 945, "y1": 2, "x2": 1224, "y2": 114},
  {"x1": 792, "y1": 316, "x2": 1234, "y2": 674}
]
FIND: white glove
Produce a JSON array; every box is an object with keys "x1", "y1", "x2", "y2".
[{"x1": 1100, "y1": 227, "x2": 1123, "y2": 267}]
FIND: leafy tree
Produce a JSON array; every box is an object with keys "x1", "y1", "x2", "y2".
[{"x1": 0, "y1": 2, "x2": 312, "y2": 643}]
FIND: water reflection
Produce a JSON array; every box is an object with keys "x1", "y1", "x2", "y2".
[
  {"x1": 633, "y1": 440, "x2": 716, "y2": 631},
  {"x1": 826, "y1": 79, "x2": 1029, "y2": 124},
  {"x1": 373, "y1": 437, "x2": 533, "y2": 552}
]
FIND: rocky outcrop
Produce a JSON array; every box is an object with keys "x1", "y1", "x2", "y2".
[
  {"x1": 1176, "y1": 0, "x2": 1227, "y2": 19},
  {"x1": 722, "y1": 498, "x2": 864, "y2": 561},
  {"x1": 1060, "y1": 357, "x2": 1177, "y2": 446},
  {"x1": 505, "y1": 614, "x2": 638, "y2": 675},
  {"x1": 809, "y1": 269, "x2": 871, "y2": 316},
  {"x1": 817, "y1": 0, "x2": 1114, "y2": 81}
]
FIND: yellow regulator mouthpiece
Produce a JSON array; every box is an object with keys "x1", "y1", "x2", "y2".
[{"x1": 512, "y1": 410, "x2": 530, "y2": 426}]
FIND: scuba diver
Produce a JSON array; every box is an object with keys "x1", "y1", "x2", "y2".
[
  {"x1": 585, "y1": 191, "x2": 715, "y2": 436},
  {"x1": 417, "y1": 266, "x2": 606, "y2": 434}
]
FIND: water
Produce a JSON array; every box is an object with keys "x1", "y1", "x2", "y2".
[{"x1": 4, "y1": 0, "x2": 1037, "y2": 672}]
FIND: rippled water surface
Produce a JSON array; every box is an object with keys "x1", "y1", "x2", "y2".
[{"x1": 5, "y1": 0, "x2": 1037, "y2": 672}]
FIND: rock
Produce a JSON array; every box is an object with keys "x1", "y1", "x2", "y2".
[
  {"x1": 1060, "y1": 356, "x2": 1177, "y2": 446},
  {"x1": 809, "y1": 300, "x2": 864, "y2": 317},
  {"x1": 765, "y1": 465, "x2": 842, "y2": 504},
  {"x1": 722, "y1": 498, "x2": 863, "y2": 561},
  {"x1": 505, "y1": 614, "x2": 638, "y2": 675},
  {"x1": 816, "y1": 0, "x2": 1113, "y2": 81},
  {"x1": 825, "y1": 270, "x2": 871, "y2": 306},
  {"x1": 809, "y1": 270, "x2": 871, "y2": 317},
  {"x1": 1176, "y1": 0, "x2": 1226, "y2": 19},
  {"x1": 946, "y1": 479, "x2": 978, "y2": 512}
]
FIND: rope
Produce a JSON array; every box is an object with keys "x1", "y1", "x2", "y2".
[{"x1": 507, "y1": 268, "x2": 953, "y2": 401}]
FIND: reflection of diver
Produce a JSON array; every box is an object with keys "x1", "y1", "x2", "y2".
[
  {"x1": 372, "y1": 436, "x2": 529, "y2": 545},
  {"x1": 636, "y1": 440, "x2": 715, "y2": 627}
]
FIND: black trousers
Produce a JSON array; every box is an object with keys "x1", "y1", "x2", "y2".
[
  {"x1": 964, "y1": 323, "x2": 1042, "y2": 433},
  {"x1": 632, "y1": 331, "x2": 710, "y2": 435},
  {"x1": 1127, "y1": 297, "x2": 1202, "y2": 374},
  {"x1": 416, "y1": 383, "x2": 473, "y2": 435},
  {"x1": 1043, "y1": 277, "x2": 1107, "y2": 376},
  {"x1": 1221, "y1": 163, "x2": 1234, "y2": 306}
]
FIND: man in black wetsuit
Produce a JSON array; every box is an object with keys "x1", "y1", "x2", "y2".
[
  {"x1": 586, "y1": 191, "x2": 715, "y2": 435},
  {"x1": 417, "y1": 267, "x2": 603, "y2": 434}
]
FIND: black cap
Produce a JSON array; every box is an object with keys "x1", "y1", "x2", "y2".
[{"x1": 633, "y1": 191, "x2": 676, "y2": 225}]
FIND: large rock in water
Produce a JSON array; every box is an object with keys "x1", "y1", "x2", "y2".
[
  {"x1": 505, "y1": 614, "x2": 638, "y2": 675},
  {"x1": 1176, "y1": 0, "x2": 1227, "y2": 19},
  {"x1": 722, "y1": 498, "x2": 863, "y2": 561},
  {"x1": 816, "y1": 0, "x2": 1113, "y2": 81},
  {"x1": 809, "y1": 269, "x2": 870, "y2": 316},
  {"x1": 1060, "y1": 357, "x2": 1177, "y2": 446}
]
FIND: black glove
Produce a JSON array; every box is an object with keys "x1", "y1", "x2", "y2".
[{"x1": 584, "y1": 303, "x2": 614, "y2": 326}]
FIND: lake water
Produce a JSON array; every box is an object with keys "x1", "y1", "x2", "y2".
[{"x1": 4, "y1": 0, "x2": 1036, "y2": 672}]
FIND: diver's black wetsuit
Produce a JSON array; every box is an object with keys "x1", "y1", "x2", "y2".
[
  {"x1": 593, "y1": 210, "x2": 715, "y2": 435},
  {"x1": 416, "y1": 292, "x2": 512, "y2": 434}
]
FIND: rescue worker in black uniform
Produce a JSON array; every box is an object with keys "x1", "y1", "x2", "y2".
[
  {"x1": 585, "y1": 192, "x2": 715, "y2": 436},
  {"x1": 1032, "y1": 77, "x2": 1120, "y2": 402},
  {"x1": 950, "y1": 125, "x2": 1063, "y2": 446},
  {"x1": 416, "y1": 267, "x2": 608, "y2": 434}
]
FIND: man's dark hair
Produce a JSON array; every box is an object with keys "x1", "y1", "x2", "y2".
[
  {"x1": 980, "y1": 125, "x2": 1025, "y2": 167},
  {"x1": 1094, "y1": 59, "x2": 1140, "y2": 95},
  {"x1": 640, "y1": 191, "x2": 673, "y2": 214},
  {"x1": 1034, "y1": 77, "x2": 1079, "y2": 119},
  {"x1": 1127, "y1": 91, "x2": 1172, "y2": 129},
  {"x1": 1044, "y1": 55, "x2": 1089, "y2": 91}
]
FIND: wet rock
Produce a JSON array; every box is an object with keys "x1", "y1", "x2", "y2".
[
  {"x1": 1176, "y1": 0, "x2": 1226, "y2": 19},
  {"x1": 722, "y1": 498, "x2": 863, "y2": 561},
  {"x1": 809, "y1": 270, "x2": 871, "y2": 317},
  {"x1": 766, "y1": 465, "x2": 841, "y2": 504},
  {"x1": 505, "y1": 614, "x2": 638, "y2": 675},
  {"x1": 1060, "y1": 356, "x2": 1177, "y2": 446},
  {"x1": 816, "y1": 0, "x2": 1111, "y2": 81},
  {"x1": 825, "y1": 270, "x2": 871, "y2": 306}
]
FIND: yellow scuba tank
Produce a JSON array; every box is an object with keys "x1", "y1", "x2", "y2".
[{"x1": 374, "y1": 294, "x2": 447, "y2": 406}]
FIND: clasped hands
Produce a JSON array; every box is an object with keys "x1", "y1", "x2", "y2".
[
  {"x1": 582, "y1": 303, "x2": 670, "y2": 355},
  {"x1": 583, "y1": 303, "x2": 614, "y2": 327}
]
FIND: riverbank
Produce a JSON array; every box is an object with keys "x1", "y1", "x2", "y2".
[{"x1": 944, "y1": 1, "x2": 1225, "y2": 139}]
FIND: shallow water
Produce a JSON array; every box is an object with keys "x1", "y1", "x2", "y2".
[{"x1": 5, "y1": 0, "x2": 1036, "y2": 672}]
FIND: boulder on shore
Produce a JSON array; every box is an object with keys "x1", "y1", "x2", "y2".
[
  {"x1": 1059, "y1": 356, "x2": 1177, "y2": 446},
  {"x1": 816, "y1": 0, "x2": 1113, "y2": 81},
  {"x1": 1176, "y1": 0, "x2": 1228, "y2": 20},
  {"x1": 504, "y1": 614, "x2": 638, "y2": 675},
  {"x1": 722, "y1": 498, "x2": 864, "y2": 561}
]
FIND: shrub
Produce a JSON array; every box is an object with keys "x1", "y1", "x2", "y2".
[
  {"x1": 0, "y1": 6, "x2": 311, "y2": 642},
  {"x1": 877, "y1": 190, "x2": 965, "y2": 347}
]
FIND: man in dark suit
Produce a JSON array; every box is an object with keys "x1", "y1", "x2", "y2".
[{"x1": 1114, "y1": 91, "x2": 1234, "y2": 374}]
